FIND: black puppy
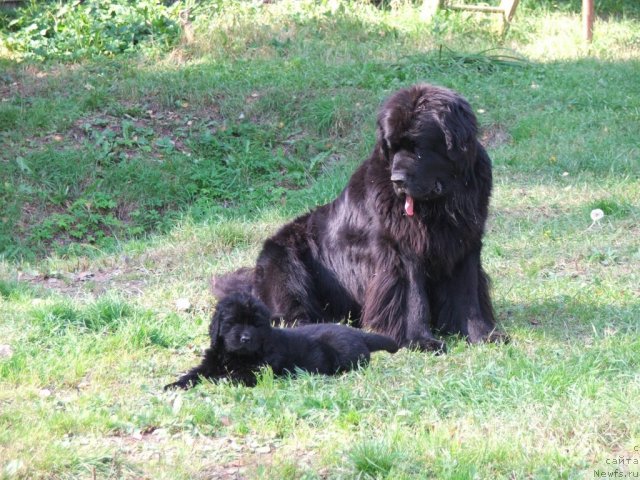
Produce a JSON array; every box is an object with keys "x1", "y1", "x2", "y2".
[{"x1": 165, "y1": 292, "x2": 399, "y2": 389}]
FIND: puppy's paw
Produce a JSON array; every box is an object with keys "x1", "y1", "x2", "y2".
[
  {"x1": 164, "y1": 381, "x2": 189, "y2": 391},
  {"x1": 164, "y1": 374, "x2": 199, "y2": 391}
]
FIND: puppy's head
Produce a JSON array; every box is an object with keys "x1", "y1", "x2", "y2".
[
  {"x1": 376, "y1": 84, "x2": 479, "y2": 210},
  {"x1": 211, "y1": 293, "x2": 272, "y2": 355}
]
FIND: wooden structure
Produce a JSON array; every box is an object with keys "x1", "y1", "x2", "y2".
[
  {"x1": 437, "y1": 0, "x2": 520, "y2": 34},
  {"x1": 439, "y1": 0, "x2": 595, "y2": 42},
  {"x1": 583, "y1": 0, "x2": 594, "y2": 42}
]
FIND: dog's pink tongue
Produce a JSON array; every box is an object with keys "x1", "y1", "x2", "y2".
[{"x1": 404, "y1": 195, "x2": 414, "y2": 216}]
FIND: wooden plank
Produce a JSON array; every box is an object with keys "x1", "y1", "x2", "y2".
[
  {"x1": 448, "y1": 4, "x2": 503, "y2": 14},
  {"x1": 444, "y1": 0, "x2": 519, "y2": 22},
  {"x1": 503, "y1": 0, "x2": 520, "y2": 22},
  {"x1": 439, "y1": 0, "x2": 519, "y2": 35}
]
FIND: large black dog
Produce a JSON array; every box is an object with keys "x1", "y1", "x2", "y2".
[
  {"x1": 214, "y1": 84, "x2": 505, "y2": 352},
  {"x1": 165, "y1": 292, "x2": 399, "y2": 389}
]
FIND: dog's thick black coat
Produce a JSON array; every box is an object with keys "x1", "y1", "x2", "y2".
[
  {"x1": 165, "y1": 292, "x2": 399, "y2": 389},
  {"x1": 214, "y1": 84, "x2": 505, "y2": 351}
]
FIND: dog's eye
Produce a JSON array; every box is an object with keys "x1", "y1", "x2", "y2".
[{"x1": 397, "y1": 137, "x2": 415, "y2": 151}]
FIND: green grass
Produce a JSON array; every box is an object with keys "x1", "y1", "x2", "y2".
[{"x1": 1, "y1": 0, "x2": 640, "y2": 478}]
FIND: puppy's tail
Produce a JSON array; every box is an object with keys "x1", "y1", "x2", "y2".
[
  {"x1": 210, "y1": 267, "x2": 254, "y2": 299},
  {"x1": 363, "y1": 331, "x2": 399, "y2": 354}
]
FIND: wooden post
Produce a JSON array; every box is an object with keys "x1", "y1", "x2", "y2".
[{"x1": 583, "y1": 0, "x2": 594, "y2": 42}]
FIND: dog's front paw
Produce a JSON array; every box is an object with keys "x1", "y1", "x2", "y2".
[
  {"x1": 485, "y1": 330, "x2": 509, "y2": 344},
  {"x1": 404, "y1": 336, "x2": 446, "y2": 354},
  {"x1": 467, "y1": 325, "x2": 510, "y2": 345}
]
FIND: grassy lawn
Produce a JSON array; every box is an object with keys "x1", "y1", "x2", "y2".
[{"x1": 1, "y1": 0, "x2": 639, "y2": 478}]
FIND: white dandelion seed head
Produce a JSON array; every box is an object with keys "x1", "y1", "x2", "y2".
[{"x1": 590, "y1": 209, "x2": 604, "y2": 222}]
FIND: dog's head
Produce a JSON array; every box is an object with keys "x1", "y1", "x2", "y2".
[
  {"x1": 376, "y1": 84, "x2": 479, "y2": 214},
  {"x1": 211, "y1": 292, "x2": 272, "y2": 355}
]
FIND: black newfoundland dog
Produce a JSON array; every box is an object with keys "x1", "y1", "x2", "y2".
[
  {"x1": 165, "y1": 292, "x2": 398, "y2": 389},
  {"x1": 214, "y1": 83, "x2": 504, "y2": 352}
]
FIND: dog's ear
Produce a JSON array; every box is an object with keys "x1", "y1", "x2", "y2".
[
  {"x1": 428, "y1": 99, "x2": 477, "y2": 175},
  {"x1": 376, "y1": 117, "x2": 391, "y2": 161},
  {"x1": 208, "y1": 306, "x2": 224, "y2": 349},
  {"x1": 377, "y1": 92, "x2": 409, "y2": 163}
]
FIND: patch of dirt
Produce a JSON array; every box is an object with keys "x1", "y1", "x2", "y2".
[
  {"x1": 495, "y1": 202, "x2": 560, "y2": 220},
  {"x1": 0, "y1": 65, "x2": 40, "y2": 100},
  {"x1": 62, "y1": 426, "x2": 309, "y2": 480},
  {"x1": 0, "y1": 63, "x2": 81, "y2": 100},
  {"x1": 19, "y1": 263, "x2": 149, "y2": 299},
  {"x1": 481, "y1": 124, "x2": 512, "y2": 149},
  {"x1": 195, "y1": 443, "x2": 320, "y2": 480},
  {"x1": 63, "y1": 104, "x2": 222, "y2": 160},
  {"x1": 7, "y1": 91, "x2": 225, "y2": 164}
]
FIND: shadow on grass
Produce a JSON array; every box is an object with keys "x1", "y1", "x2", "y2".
[{"x1": 496, "y1": 296, "x2": 640, "y2": 341}]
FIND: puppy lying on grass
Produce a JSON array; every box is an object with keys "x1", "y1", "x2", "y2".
[{"x1": 165, "y1": 292, "x2": 399, "y2": 389}]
